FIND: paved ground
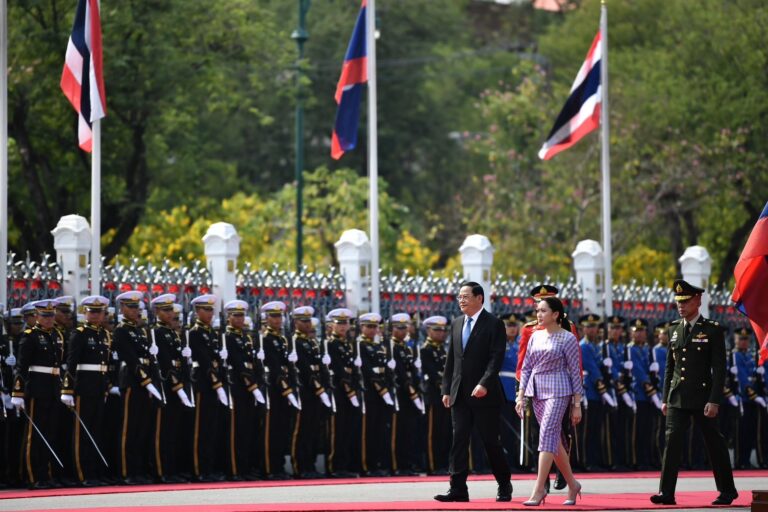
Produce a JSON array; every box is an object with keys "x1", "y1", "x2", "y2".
[{"x1": 0, "y1": 474, "x2": 761, "y2": 511}]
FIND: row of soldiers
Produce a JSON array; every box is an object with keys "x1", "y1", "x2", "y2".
[
  {"x1": 0, "y1": 292, "x2": 458, "y2": 489},
  {"x1": 497, "y1": 285, "x2": 768, "y2": 479}
]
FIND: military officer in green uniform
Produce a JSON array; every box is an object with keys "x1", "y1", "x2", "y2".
[{"x1": 651, "y1": 280, "x2": 738, "y2": 506}]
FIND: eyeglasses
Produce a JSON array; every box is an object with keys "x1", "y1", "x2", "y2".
[{"x1": 457, "y1": 294, "x2": 474, "y2": 302}]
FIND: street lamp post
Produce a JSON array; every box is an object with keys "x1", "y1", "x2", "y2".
[{"x1": 293, "y1": 0, "x2": 310, "y2": 272}]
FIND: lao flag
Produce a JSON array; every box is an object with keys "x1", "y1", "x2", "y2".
[
  {"x1": 61, "y1": 0, "x2": 107, "y2": 153},
  {"x1": 331, "y1": 0, "x2": 367, "y2": 160},
  {"x1": 538, "y1": 31, "x2": 601, "y2": 160},
  {"x1": 732, "y1": 201, "x2": 768, "y2": 365}
]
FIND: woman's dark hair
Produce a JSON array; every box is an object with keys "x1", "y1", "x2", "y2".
[{"x1": 540, "y1": 296, "x2": 565, "y2": 326}]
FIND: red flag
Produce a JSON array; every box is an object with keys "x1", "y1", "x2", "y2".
[{"x1": 731, "y1": 201, "x2": 768, "y2": 365}]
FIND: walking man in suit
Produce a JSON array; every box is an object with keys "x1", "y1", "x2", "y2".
[
  {"x1": 434, "y1": 282, "x2": 512, "y2": 503},
  {"x1": 650, "y1": 279, "x2": 738, "y2": 506}
]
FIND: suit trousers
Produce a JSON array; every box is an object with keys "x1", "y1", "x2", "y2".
[
  {"x1": 448, "y1": 395, "x2": 510, "y2": 490},
  {"x1": 659, "y1": 406, "x2": 736, "y2": 496}
]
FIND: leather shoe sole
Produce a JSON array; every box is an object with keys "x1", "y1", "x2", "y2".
[
  {"x1": 434, "y1": 492, "x2": 469, "y2": 502},
  {"x1": 650, "y1": 494, "x2": 676, "y2": 505}
]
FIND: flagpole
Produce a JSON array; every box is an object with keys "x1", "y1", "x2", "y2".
[
  {"x1": 91, "y1": 118, "x2": 101, "y2": 295},
  {"x1": 600, "y1": 0, "x2": 612, "y2": 316},
  {"x1": 0, "y1": 0, "x2": 7, "y2": 309},
  {"x1": 366, "y1": 0, "x2": 380, "y2": 315}
]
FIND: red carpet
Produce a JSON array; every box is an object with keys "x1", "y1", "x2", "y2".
[
  {"x1": 9, "y1": 491, "x2": 753, "y2": 512},
  {"x1": 0, "y1": 469, "x2": 764, "y2": 501}
]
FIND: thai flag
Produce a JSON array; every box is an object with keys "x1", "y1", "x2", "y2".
[
  {"x1": 538, "y1": 31, "x2": 601, "y2": 160},
  {"x1": 732, "y1": 201, "x2": 768, "y2": 365},
  {"x1": 331, "y1": 0, "x2": 367, "y2": 160},
  {"x1": 61, "y1": 0, "x2": 107, "y2": 153}
]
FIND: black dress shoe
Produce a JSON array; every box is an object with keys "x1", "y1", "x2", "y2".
[
  {"x1": 553, "y1": 471, "x2": 567, "y2": 490},
  {"x1": 264, "y1": 472, "x2": 290, "y2": 480},
  {"x1": 434, "y1": 489, "x2": 469, "y2": 502},
  {"x1": 330, "y1": 471, "x2": 359, "y2": 478},
  {"x1": 712, "y1": 492, "x2": 738, "y2": 505},
  {"x1": 78, "y1": 479, "x2": 102, "y2": 487},
  {"x1": 496, "y1": 481, "x2": 513, "y2": 502},
  {"x1": 28, "y1": 480, "x2": 54, "y2": 490},
  {"x1": 165, "y1": 475, "x2": 188, "y2": 484},
  {"x1": 650, "y1": 493, "x2": 676, "y2": 505},
  {"x1": 427, "y1": 469, "x2": 449, "y2": 476}
]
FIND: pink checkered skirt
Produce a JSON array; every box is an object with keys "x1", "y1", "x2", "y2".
[{"x1": 531, "y1": 395, "x2": 570, "y2": 454}]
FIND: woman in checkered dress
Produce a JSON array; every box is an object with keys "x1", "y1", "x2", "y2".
[{"x1": 516, "y1": 297, "x2": 583, "y2": 506}]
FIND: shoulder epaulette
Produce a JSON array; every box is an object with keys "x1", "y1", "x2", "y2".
[
  {"x1": 524, "y1": 320, "x2": 538, "y2": 328},
  {"x1": 24, "y1": 328, "x2": 32, "y2": 334},
  {"x1": 670, "y1": 319, "x2": 682, "y2": 325},
  {"x1": 77, "y1": 326, "x2": 85, "y2": 332}
]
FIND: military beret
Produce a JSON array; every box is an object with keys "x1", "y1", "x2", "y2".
[{"x1": 672, "y1": 279, "x2": 705, "y2": 301}]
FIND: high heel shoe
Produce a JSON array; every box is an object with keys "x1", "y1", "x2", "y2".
[
  {"x1": 562, "y1": 481, "x2": 582, "y2": 506},
  {"x1": 523, "y1": 491, "x2": 547, "y2": 506}
]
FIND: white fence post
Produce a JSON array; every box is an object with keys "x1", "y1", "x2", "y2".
[
  {"x1": 52, "y1": 215, "x2": 92, "y2": 302},
  {"x1": 335, "y1": 229, "x2": 371, "y2": 314}
]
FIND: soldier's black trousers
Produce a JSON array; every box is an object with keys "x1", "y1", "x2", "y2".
[
  {"x1": 72, "y1": 395, "x2": 105, "y2": 482},
  {"x1": 22, "y1": 396, "x2": 56, "y2": 484},
  {"x1": 577, "y1": 399, "x2": 604, "y2": 468},
  {"x1": 327, "y1": 389, "x2": 361, "y2": 474},
  {"x1": 426, "y1": 402, "x2": 451, "y2": 473},
  {"x1": 264, "y1": 390, "x2": 293, "y2": 475},
  {"x1": 227, "y1": 388, "x2": 255, "y2": 478},
  {"x1": 193, "y1": 390, "x2": 221, "y2": 478},
  {"x1": 391, "y1": 397, "x2": 419, "y2": 472},
  {"x1": 738, "y1": 402, "x2": 758, "y2": 467},
  {"x1": 2, "y1": 407, "x2": 25, "y2": 485},
  {"x1": 634, "y1": 401, "x2": 653, "y2": 468},
  {"x1": 659, "y1": 407, "x2": 736, "y2": 496},
  {"x1": 54, "y1": 401, "x2": 74, "y2": 480},
  {"x1": 292, "y1": 390, "x2": 326, "y2": 475},
  {"x1": 119, "y1": 386, "x2": 154, "y2": 479},
  {"x1": 362, "y1": 393, "x2": 393, "y2": 473},
  {"x1": 153, "y1": 395, "x2": 182, "y2": 478}
]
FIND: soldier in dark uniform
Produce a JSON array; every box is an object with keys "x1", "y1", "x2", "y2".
[
  {"x1": 21, "y1": 302, "x2": 37, "y2": 329},
  {"x1": 187, "y1": 294, "x2": 227, "y2": 482},
  {"x1": 498, "y1": 314, "x2": 521, "y2": 472},
  {"x1": 732, "y1": 327, "x2": 763, "y2": 468},
  {"x1": 628, "y1": 318, "x2": 659, "y2": 470},
  {"x1": 260, "y1": 300, "x2": 297, "y2": 479},
  {"x1": 112, "y1": 291, "x2": 160, "y2": 485},
  {"x1": 290, "y1": 305, "x2": 331, "y2": 478},
  {"x1": 150, "y1": 294, "x2": 194, "y2": 483},
  {"x1": 357, "y1": 312, "x2": 394, "y2": 476},
  {"x1": 60, "y1": 295, "x2": 111, "y2": 486},
  {"x1": 325, "y1": 308, "x2": 361, "y2": 478},
  {"x1": 421, "y1": 315, "x2": 450, "y2": 476},
  {"x1": 651, "y1": 280, "x2": 738, "y2": 506},
  {"x1": 222, "y1": 300, "x2": 264, "y2": 480},
  {"x1": 388, "y1": 312, "x2": 424, "y2": 476},
  {"x1": 651, "y1": 322, "x2": 670, "y2": 468},
  {"x1": 11, "y1": 300, "x2": 61, "y2": 489},
  {"x1": 3, "y1": 308, "x2": 25, "y2": 487},
  {"x1": 601, "y1": 315, "x2": 633, "y2": 470},
  {"x1": 100, "y1": 306, "x2": 122, "y2": 484}
]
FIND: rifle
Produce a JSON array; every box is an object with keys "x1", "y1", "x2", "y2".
[
  {"x1": 183, "y1": 328, "x2": 195, "y2": 407},
  {"x1": 253, "y1": 306, "x2": 269, "y2": 410},
  {"x1": 386, "y1": 322, "x2": 400, "y2": 412},
  {"x1": 148, "y1": 326, "x2": 167, "y2": 406},
  {"x1": 220, "y1": 305, "x2": 234, "y2": 411},
  {"x1": 320, "y1": 312, "x2": 336, "y2": 413}
]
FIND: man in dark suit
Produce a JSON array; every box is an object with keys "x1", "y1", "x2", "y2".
[
  {"x1": 650, "y1": 279, "x2": 738, "y2": 506},
  {"x1": 434, "y1": 282, "x2": 512, "y2": 503}
]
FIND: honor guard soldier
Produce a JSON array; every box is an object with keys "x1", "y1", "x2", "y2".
[
  {"x1": 260, "y1": 301, "x2": 296, "y2": 479},
  {"x1": 222, "y1": 300, "x2": 264, "y2": 480},
  {"x1": 357, "y1": 312, "x2": 394, "y2": 476},
  {"x1": 54, "y1": 296, "x2": 75, "y2": 342},
  {"x1": 732, "y1": 327, "x2": 763, "y2": 468},
  {"x1": 60, "y1": 295, "x2": 111, "y2": 486},
  {"x1": 577, "y1": 314, "x2": 611, "y2": 471},
  {"x1": 11, "y1": 300, "x2": 62, "y2": 489},
  {"x1": 498, "y1": 313, "x2": 521, "y2": 471},
  {"x1": 388, "y1": 312, "x2": 424, "y2": 476},
  {"x1": 651, "y1": 280, "x2": 737, "y2": 506},
  {"x1": 4, "y1": 309, "x2": 25, "y2": 487},
  {"x1": 628, "y1": 318, "x2": 658, "y2": 470},
  {"x1": 0, "y1": 306, "x2": 16, "y2": 488},
  {"x1": 21, "y1": 302, "x2": 37, "y2": 329},
  {"x1": 112, "y1": 291, "x2": 159, "y2": 485},
  {"x1": 420, "y1": 315, "x2": 450, "y2": 476},
  {"x1": 290, "y1": 306, "x2": 331, "y2": 478},
  {"x1": 325, "y1": 308, "x2": 362, "y2": 478},
  {"x1": 651, "y1": 321, "x2": 670, "y2": 466},
  {"x1": 150, "y1": 294, "x2": 194, "y2": 483},
  {"x1": 601, "y1": 314, "x2": 633, "y2": 470},
  {"x1": 51, "y1": 297, "x2": 75, "y2": 485},
  {"x1": 187, "y1": 294, "x2": 227, "y2": 482}
]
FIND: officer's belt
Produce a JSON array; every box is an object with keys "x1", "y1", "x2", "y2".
[
  {"x1": 499, "y1": 371, "x2": 516, "y2": 379},
  {"x1": 344, "y1": 368, "x2": 353, "y2": 373},
  {"x1": 310, "y1": 365, "x2": 319, "y2": 371},
  {"x1": 244, "y1": 362, "x2": 253, "y2": 369},
  {"x1": 372, "y1": 367, "x2": 384, "y2": 374},
  {"x1": 171, "y1": 360, "x2": 182, "y2": 368},
  {"x1": 29, "y1": 365, "x2": 60, "y2": 375},
  {"x1": 139, "y1": 358, "x2": 150, "y2": 365},
  {"x1": 77, "y1": 364, "x2": 108, "y2": 372}
]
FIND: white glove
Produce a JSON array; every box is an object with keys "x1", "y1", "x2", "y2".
[
  {"x1": 288, "y1": 351, "x2": 298, "y2": 363},
  {"x1": 146, "y1": 383, "x2": 162, "y2": 401},
  {"x1": 320, "y1": 392, "x2": 332, "y2": 408},
  {"x1": 11, "y1": 396, "x2": 25, "y2": 410},
  {"x1": 4, "y1": 354, "x2": 16, "y2": 366},
  {"x1": 414, "y1": 358, "x2": 422, "y2": 370},
  {"x1": 109, "y1": 386, "x2": 121, "y2": 396},
  {"x1": 149, "y1": 344, "x2": 159, "y2": 356},
  {"x1": 353, "y1": 356, "x2": 362, "y2": 368},
  {"x1": 177, "y1": 388, "x2": 194, "y2": 408},
  {"x1": 755, "y1": 396, "x2": 768, "y2": 409},
  {"x1": 621, "y1": 392, "x2": 636, "y2": 410},
  {"x1": 287, "y1": 393, "x2": 301, "y2": 410},
  {"x1": 728, "y1": 394, "x2": 739, "y2": 407},
  {"x1": 581, "y1": 395, "x2": 588, "y2": 410},
  {"x1": 217, "y1": 387, "x2": 229, "y2": 407},
  {"x1": 350, "y1": 395, "x2": 360, "y2": 408},
  {"x1": 730, "y1": 366, "x2": 738, "y2": 376},
  {"x1": 60, "y1": 394, "x2": 75, "y2": 408},
  {"x1": 623, "y1": 361, "x2": 633, "y2": 371},
  {"x1": 181, "y1": 347, "x2": 192, "y2": 358},
  {"x1": 649, "y1": 362, "x2": 660, "y2": 373},
  {"x1": 386, "y1": 359, "x2": 396, "y2": 370},
  {"x1": 413, "y1": 396, "x2": 425, "y2": 413},
  {"x1": 253, "y1": 388, "x2": 265, "y2": 405},
  {"x1": 2, "y1": 393, "x2": 12, "y2": 410},
  {"x1": 601, "y1": 392, "x2": 617, "y2": 408},
  {"x1": 757, "y1": 366, "x2": 765, "y2": 375},
  {"x1": 219, "y1": 348, "x2": 228, "y2": 361},
  {"x1": 322, "y1": 354, "x2": 331, "y2": 366},
  {"x1": 256, "y1": 349, "x2": 265, "y2": 361},
  {"x1": 383, "y1": 393, "x2": 394, "y2": 406},
  {"x1": 602, "y1": 357, "x2": 613, "y2": 368},
  {"x1": 651, "y1": 394, "x2": 663, "y2": 410}
]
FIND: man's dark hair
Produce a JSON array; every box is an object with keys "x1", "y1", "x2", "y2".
[{"x1": 460, "y1": 281, "x2": 484, "y2": 302}]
